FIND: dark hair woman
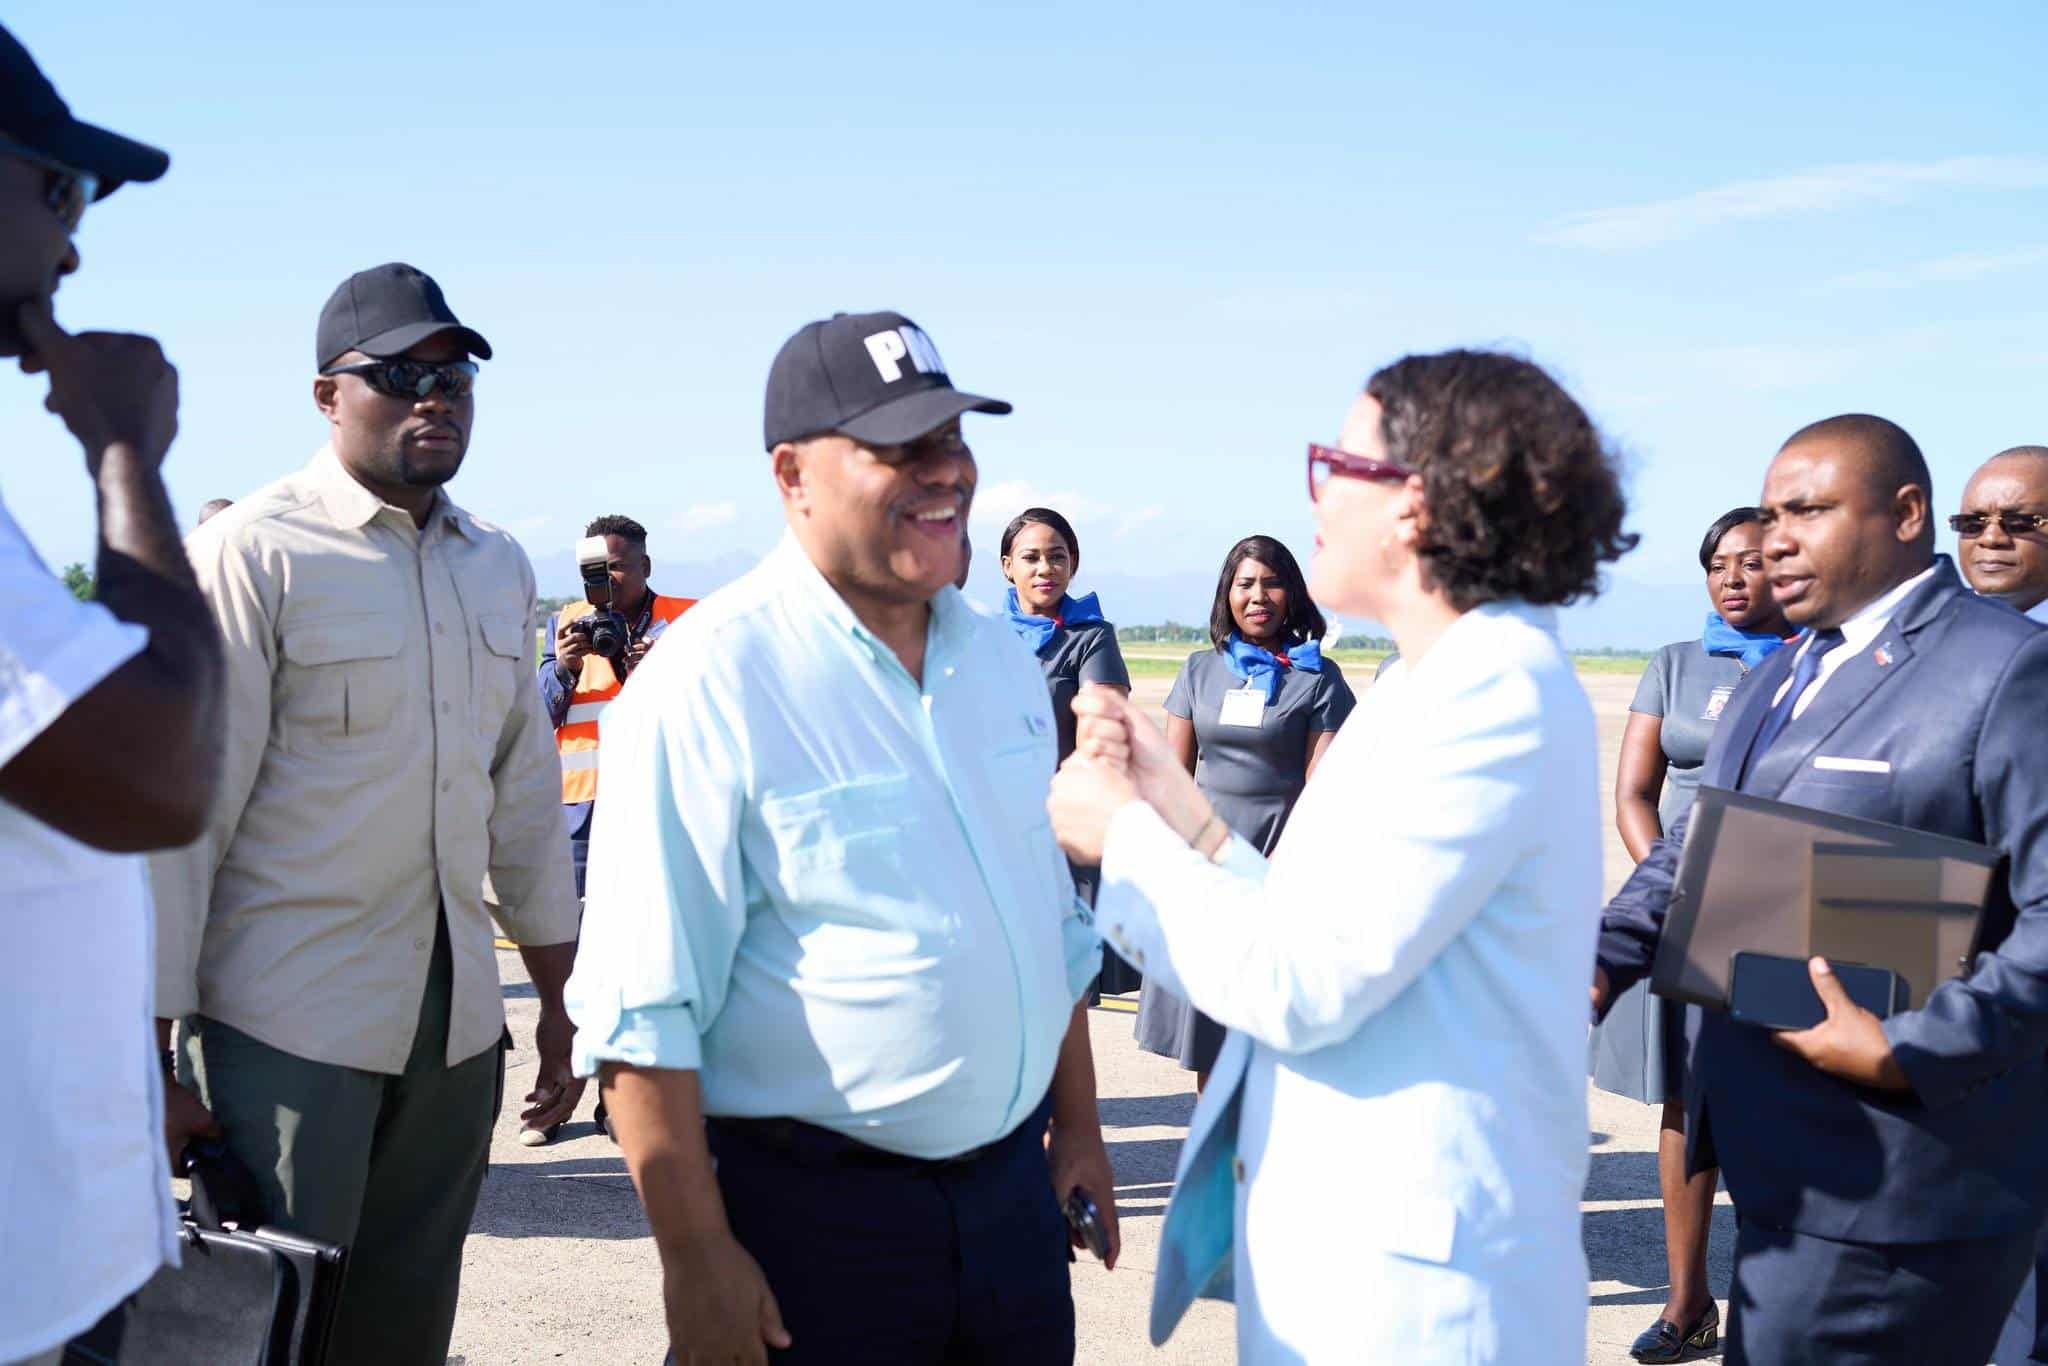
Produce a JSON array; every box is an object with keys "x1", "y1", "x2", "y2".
[
  {"x1": 1591, "y1": 505, "x2": 1791, "y2": 1364},
  {"x1": 1132, "y1": 534, "x2": 1355, "y2": 1087},
  {"x1": 999, "y1": 507, "x2": 1137, "y2": 991},
  {"x1": 1046, "y1": 349, "x2": 1634, "y2": 1362}
]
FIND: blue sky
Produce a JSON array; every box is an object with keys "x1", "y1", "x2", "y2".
[{"x1": 6, "y1": 1, "x2": 2044, "y2": 645}]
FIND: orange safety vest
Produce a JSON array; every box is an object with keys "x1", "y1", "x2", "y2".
[{"x1": 556, "y1": 593, "x2": 695, "y2": 803}]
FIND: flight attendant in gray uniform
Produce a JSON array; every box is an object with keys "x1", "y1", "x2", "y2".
[
  {"x1": 999, "y1": 507, "x2": 1139, "y2": 992},
  {"x1": 1591, "y1": 505, "x2": 1791, "y2": 1364},
  {"x1": 1135, "y1": 534, "x2": 1355, "y2": 1087}
]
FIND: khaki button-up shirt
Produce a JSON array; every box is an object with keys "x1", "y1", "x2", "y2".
[{"x1": 150, "y1": 446, "x2": 578, "y2": 1072}]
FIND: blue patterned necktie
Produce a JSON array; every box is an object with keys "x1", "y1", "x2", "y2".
[{"x1": 1745, "y1": 627, "x2": 1847, "y2": 771}]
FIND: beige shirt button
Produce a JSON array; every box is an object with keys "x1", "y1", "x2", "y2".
[
  {"x1": 440, "y1": 778, "x2": 453, "y2": 793},
  {"x1": 414, "y1": 936, "x2": 429, "y2": 951},
  {"x1": 441, "y1": 701, "x2": 452, "y2": 715},
  {"x1": 434, "y1": 621, "x2": 447, "y2": 635}
]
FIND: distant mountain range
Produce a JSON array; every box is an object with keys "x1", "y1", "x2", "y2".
[{"x1": 551, "y1": 555, "x2": 1706, "y2": 654}]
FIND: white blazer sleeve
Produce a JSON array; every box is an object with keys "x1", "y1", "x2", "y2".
[{"x1": 1097, "y1": 665, "x2": 1545, "y2": 1055}]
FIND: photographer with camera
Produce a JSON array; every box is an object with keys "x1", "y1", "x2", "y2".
[{"x1": 540, "y1": 515, "x2": 695, "y2": 903}]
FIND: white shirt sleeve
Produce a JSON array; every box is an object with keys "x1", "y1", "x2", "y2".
[{"x1": 0, "y1": 498, "x2": 148, "y2": 769}]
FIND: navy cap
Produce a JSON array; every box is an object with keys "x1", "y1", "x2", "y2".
[
  {"x1": 763, "y1": 310, "x2": 1010, "y2": 451},
  {"x1": 0, "y1": 23, "x2": 168, "y2": 197},
  {"x1": 315, "y1": 263, "x2": 493, "y2": 370}
]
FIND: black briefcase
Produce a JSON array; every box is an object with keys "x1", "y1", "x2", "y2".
[{"x1": 111, "y1": 1139, "x2": 348, "y2": 1365}]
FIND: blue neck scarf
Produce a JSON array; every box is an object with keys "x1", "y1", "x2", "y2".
[
  {"x1": 1701, "y1": 612, "x2": 1789, "y2": 670},
  {"x1": 1223, "y1": 632, "x2": 1322, "y2": 702},
  {"x1": 1004, "y1": 588, "x2": 1104, "y2": 657}
]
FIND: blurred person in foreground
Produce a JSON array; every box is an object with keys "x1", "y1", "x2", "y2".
[
  {"x1": 1597, "y1": 416, "x2": 2048, "y2": 1366},
  {"x1": 1050, "y1": 349, "x2": 1635, "y2": 1364},
  {"x1": 568, "y1": 310, "x2": 1116, "y2": 1365},
  {"x1": 0, "y1": 26, "x2": 221, "y2": 1366},
  {"x1": 998, "y1": 505, "x2": 1136, "y2": 991},
  {"x1": 1955, "y1": 446, "x2": 2048, "y2": 622},
  {"x1": 148, "y1": 263, "x2": 581, "y2": 1364},
  {"x1": 1133, "y1": 532, "x2": 1353, "y2": 1089},
  {"x1": 1593, "y1": 504, "x2": 1791, "y2": 1362}
]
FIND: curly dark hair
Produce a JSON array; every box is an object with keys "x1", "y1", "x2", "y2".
[
  {"x1": 584, "y1": 514, "x2": 648, "y2": 545},
  {"x1": 1364, "y1": 350, "x2": 1636, "y2": 610},
  {"x1": 1206, "y1": 535, "x2": 1326, "y2": 651}
]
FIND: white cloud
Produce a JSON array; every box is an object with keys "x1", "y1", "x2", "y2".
[
  {"x1": 1690, "y1": 341, "x2": 1861, "y2": 393},
  {"x1": 968, "y1": 482, "x2": 1109, "y2": 536},
  {"x1": 1535, "y1": 155, "x2": 2048, "y2": 250},
  {"x1": 672, "y1": 501, "x2": 740, "y2": 533},
  {"x1": 1823, "y1": 243, "x2": 2048, "y2": 291},
  {"x1": 1113, "y1": 505, "x2": 1165, "y2": 539}
]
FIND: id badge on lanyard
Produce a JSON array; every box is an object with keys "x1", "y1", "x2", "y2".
[{"x1": 1219, "y1": 686, "x2": 1267, "y2": 728}]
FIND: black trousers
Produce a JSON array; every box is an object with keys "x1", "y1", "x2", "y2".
[
  {"x1": 1728, "y1": 1216, "x2": 2034, "y2": 1366},
  {"x1": 702, "y1": 1097, "x2": 1074, "y2": 1366}
]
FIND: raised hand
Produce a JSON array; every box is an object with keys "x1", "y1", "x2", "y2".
[
  {"x1": 17, "y1": 299, "x2": 179, "y2": 475},
  {"x1": 1070, "y1": 687, "x2": 1215, "y2": 845}
]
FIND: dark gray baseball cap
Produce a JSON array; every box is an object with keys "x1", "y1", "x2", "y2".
[
  {"x1": 316, "y1": 263, "x2": 492, "y2": 370},
  {"x1": 0, "y1": 23, "x2": 168, "y2": 196},
  {"x1": 763, "y1": 310, "x2": 1010, "y2": 450}
]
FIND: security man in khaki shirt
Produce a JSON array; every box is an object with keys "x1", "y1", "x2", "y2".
[{"x1": 148, "y1": 264, "x2": 581, "y2": 1365}]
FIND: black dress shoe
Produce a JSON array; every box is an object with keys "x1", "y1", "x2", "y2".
[{"x1": 1629, "y1": 1301, "x2": 1719, "y2": 1362}]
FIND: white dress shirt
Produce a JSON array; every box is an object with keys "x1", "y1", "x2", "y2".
[
  {"x1": 0, "y1": 495, "x2": 179, "y2": 1361},
  {"x1": 1096, "y1": 601, "x2": 1600, "y2": 1364},
  {"x1": 1772, "y1": 564, "x2": 1938, "y2": 718},
  {"x1": 567, "y1": 535, "x2": 1099, "y2": 1159}
]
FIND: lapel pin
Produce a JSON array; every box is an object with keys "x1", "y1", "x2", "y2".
[{"x1": 1873, "y1": 644, "x2": 1894, "y2": 668}]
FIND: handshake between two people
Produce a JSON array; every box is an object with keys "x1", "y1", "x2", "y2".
[{"x1": 1047, "y1": 686, "x2": 1231, "y2": 868}]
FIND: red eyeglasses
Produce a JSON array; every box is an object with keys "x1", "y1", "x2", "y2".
[{"x1": 1307, "y1": 442, "x2": 1416, "y2": 500}]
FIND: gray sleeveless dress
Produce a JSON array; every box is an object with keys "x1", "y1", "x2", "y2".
[
  {"x1": 1588, "y1": 639, "x2": 1752, "y2": 1103},
  {"x1": 1030, "y1": 616, "x2": 1138, "y2": 993},
  {"x1": 1134, "y1": 647, "x2": 1356, "y2": 1070}
]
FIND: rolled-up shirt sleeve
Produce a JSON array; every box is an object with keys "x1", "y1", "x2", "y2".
[
  {"x1": 566, "y1": 649, "x2": 749, "y2": 1076},
  {"x1": 484, "y1": 573, "x2": 579, "y2": 947}
]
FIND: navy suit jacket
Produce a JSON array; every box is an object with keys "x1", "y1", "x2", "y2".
[{"x1": 1600, "y1": 559, "x2": 2048, "y2": 1244}]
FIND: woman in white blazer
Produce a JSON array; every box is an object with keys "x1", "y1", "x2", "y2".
[{"x1": 1050, "y1": 349, "x2": 1636, "y2": 1364}]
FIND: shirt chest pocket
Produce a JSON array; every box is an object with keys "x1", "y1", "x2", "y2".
[
  {"x1": 278, "y1": 614, "x2": 407, "y2": 756},
  {"x1": 472, "y1": 613, "x2": 528, "y2": 736},
  {"x1": 757, "y1": 774, "x2": 934, "y2": 929}
]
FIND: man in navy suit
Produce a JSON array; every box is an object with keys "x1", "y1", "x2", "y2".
[{"x1": 1596, "y1": 413, "x2": 2048, "y2": 1366}]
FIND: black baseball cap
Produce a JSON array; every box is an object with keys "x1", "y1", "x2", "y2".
[
  {"x1": 0, "y1": 23, "x2": 169, "y2": 196},
  {"x1": 316, "y1": 263, "x2": 493, "y2": 370},
  {"x1": 763, "y1": 310, "x2": 1010, "y2": 450}
]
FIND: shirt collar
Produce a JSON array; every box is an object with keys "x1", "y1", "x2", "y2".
[
  {"x1": 306, "y1": 444, "x2": 474, "y2": 540},
  {"x1": 1835, "y1": 562, "x2": 1938, "y2": 651}
]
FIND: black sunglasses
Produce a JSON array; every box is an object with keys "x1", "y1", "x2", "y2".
[
  {"x1": 0, "y1": 136, "x2": 98, "y2": 235},
  {"x1": 1950, "y1": 510, "x2": 2048, "y2": 538},
  {"x1": 322, "y1": 358, "x2": 478, "y2": 400}
]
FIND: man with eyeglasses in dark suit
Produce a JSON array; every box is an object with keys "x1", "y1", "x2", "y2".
[{"x1": 1956, "y1": 446, "x2": 2048, "y2": 624}]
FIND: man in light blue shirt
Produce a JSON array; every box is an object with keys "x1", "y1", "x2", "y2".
[{"x1": 566, "y1": 310, "x2": 1116, "y2": 1366}]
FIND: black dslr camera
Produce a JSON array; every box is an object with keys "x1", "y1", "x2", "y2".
[{"x1": 569, "y1": 535, "x2": 634, "y2": 673}]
